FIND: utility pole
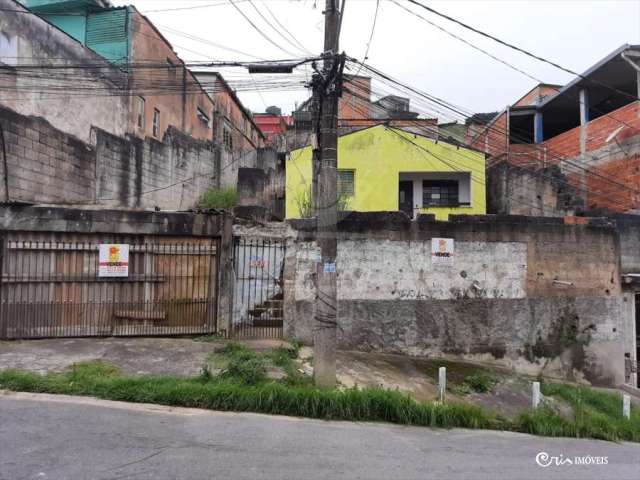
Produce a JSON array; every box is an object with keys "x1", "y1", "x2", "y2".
[{"x1": 312, "y1": 0, "x2": 343, "y2": 387}]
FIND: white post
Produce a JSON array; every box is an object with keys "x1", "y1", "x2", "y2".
[
  {"x1": 438, "y1": 367, "x2": 446, "y2": 403},
  {"x1": 532, "y1": 382, "x2": 541, "y2": 410},
  {"x1": 623, "y1": 394, "x2": 631, "y2": 420}
]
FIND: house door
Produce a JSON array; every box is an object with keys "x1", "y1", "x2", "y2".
[{"x1": 399, "y1": 181, "x2": 414, "y2": 218}]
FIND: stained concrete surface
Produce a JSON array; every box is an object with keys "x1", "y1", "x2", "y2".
[
  {"x1": 0, "y1": 337, "x2": 287, "y2": 377},
  {"x1": 1, "y1": 392, "x2": 639, "y2": 480}
]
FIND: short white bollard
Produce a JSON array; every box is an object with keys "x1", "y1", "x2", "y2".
[
  {"x1": 623, "y1": 394, "x2": 631, "y2": 420},
  {"x1": 532, "y1": 382, "x2": 541, "y2": 410},
  {"x1": 438, "y1": 367, "x2": 446, "y2": 403}
]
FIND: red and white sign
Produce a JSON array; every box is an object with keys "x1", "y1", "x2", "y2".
[
  {"x1": 98, "y1": 244, "x2": 130, "y2": 277},
  {"x1": 431, "y1": 238, "x2": 454, "y2": 266}
]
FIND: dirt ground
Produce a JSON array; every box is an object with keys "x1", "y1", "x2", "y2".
[{"x1": 0, "y1": 337, "x2": 287, "y2": 377}]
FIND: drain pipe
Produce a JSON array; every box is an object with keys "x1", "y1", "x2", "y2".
[{"x1": 0, "y1": 123, "x2": 9, "y2": 202}]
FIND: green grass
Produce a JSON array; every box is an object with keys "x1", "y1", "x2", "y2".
[
  {"x1": 514, "y1": 383, "x2": 640, "y2": 442},
  {"x1": 0, "y1": 359, "x2": 638, "y2": 442},
  {"x1": 198, "y1": 187, "x2": 238, "y2": 209},
  {"x1": 0, "y1": 362, "x2": 495, "y2": 430}
]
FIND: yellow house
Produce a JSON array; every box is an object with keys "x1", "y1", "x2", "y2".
[{"x1": 286, "y1": 125, "x2": 486, "y2": 220}]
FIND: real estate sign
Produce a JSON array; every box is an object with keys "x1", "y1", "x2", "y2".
[
  {"x1": 98, "y1": 244, "x2": 130, "y2": 277},
  {"x1": 431, "y1": 238, "x2": 454, "y2": 266}
]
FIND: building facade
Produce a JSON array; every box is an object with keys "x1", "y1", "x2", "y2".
[
  {"x1": 471, "y1": 45, "x2": 640, "y2": 215},
  {"x1": 1, "y1": 0, "x2": 269, "y2": 208},
  {"x1": 286, "y1": 125, "x2": 486, "y2": 220}
]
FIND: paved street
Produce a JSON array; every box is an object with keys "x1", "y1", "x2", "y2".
[{"x1": 0, "y1": 392, "x2": 638, "y2": 480}]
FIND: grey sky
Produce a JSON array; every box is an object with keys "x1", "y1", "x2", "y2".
[{"x1": 115, "y1": 0, "x2": 640, "y2": 121}]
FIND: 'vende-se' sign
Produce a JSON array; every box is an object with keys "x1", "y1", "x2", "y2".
[
  {"x1": 98, "y1": 244, "x2": 130, "y2": 277},
  {"x1": 431, "y1": 238, "x2": 454, "y2": 266}
]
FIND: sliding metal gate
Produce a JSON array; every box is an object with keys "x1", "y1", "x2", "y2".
[
  {"x1": 233, "y1": 237, "x2": 285, "y2": 338},
  {"x1": 0, "y1": 237, "x2": 219, "y2": 339}
]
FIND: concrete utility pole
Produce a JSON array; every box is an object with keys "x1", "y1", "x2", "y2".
[{"x1": 312, "y1": 0, "x2": 343, "y2": 387}]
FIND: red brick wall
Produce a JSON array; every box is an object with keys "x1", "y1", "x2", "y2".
[
  {"x1": 468, "y1": 112, "x2": 508, "y2": 160},
  {"x1": 543, "y1": 127, "x2": 581, "y2": 160},
  {"x1": 514, "y1": 85, "x2": 560, "y2": 107},
  {"x1": 585, "y1": 102, "x2": 640, "y2": 153},
  {"x1": 541, "y1": 101, "x2": 640, "y2": 212},
  {"x1": 340, "y1": 76, "x2": 372, "y2": 120}
]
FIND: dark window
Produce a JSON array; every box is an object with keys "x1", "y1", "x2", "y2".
[
  {"x1": 152, "y1": 108, "x2": 160, "y2": 138},
  {"x1": 423, "y1": 180, "x2": 459, "y2": 207},
  {"x1": 338, "y1": 170, "x2": 355, "y2": 197},
  {"x1": 223, "y1": 127, "x2": 233, "y2": 151},
  {"x1": 137, "y1": 97, "x2": 145, "y2": 130}
]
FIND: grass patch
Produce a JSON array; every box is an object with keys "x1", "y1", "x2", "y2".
[
  {"x1": 267, "y1": 346, "x2": 312, "y2": 387},
  {"x1": 199, "y1": 187, "x2": 238, "y2": 209},
  {"x1": 461, "y1": 373, "x2": 498, "y2": 394},
  {"x1": 520, "y1": 383, "x2": 640, "y2": 442},
  {"x1": 0, "y1": 363, "x2": 496, "y2": 431},
  {"x1": 1, "y1": 359, "x2": 637, "y2": 443}
]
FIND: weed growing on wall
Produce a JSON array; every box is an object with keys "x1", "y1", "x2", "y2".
[{"x1": 199, "y1": 187, "x2": 238, "y2": 209}]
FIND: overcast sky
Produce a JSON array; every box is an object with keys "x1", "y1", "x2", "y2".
[{"x1": 114, "y1": 0, "x2": 640, "y2": 121}]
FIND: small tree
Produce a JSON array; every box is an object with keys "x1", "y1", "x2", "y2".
[{"x1": 294, "y1": 187, "x2": 351, "y2": 218}]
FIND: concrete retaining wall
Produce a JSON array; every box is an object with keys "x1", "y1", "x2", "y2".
[{"x1": 284, "y1": 213, "x2": 625, "y2": 386}]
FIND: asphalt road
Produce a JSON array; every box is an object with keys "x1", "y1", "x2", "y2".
[{"x1": 0, "y1": 392, "x2": 638, "y2": 480}]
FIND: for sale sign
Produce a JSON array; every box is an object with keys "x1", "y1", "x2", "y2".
[
  {"x1": 98, "y1": 244, "x2": 130, "y2": 277},
  {"x1": 431, "y1": 238, "x2": 454, "y2": 266}
]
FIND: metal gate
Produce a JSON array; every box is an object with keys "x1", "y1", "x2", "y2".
[
  {"x1": 233, "y1": 237, "x2": 285, "y2": 338},
  {"x1": 0, "y1": 236, "x2": 219, "y2": 339}
]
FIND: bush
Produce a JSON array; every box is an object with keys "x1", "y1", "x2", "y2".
[
  {"x1": 221, "y1": 356, "x2": 266, "y2": 385},
  {"x1": 464, "y1": 374, "x2": 497, "y2": 393},
  {"x1": 199, "y1": 187, "x2": 238, "y2": 209}
]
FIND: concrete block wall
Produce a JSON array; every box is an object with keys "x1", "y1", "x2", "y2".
[
  {"x1": 0, "y1": 106, "x2": 96, "y2": 204},
  {"x1": 487, "y1": 162, "x2": 583, "y2": 217},
  {"x1": 283, "y1": 212, "x2": 626, "y2": 386},
  {"x1": 0, "y1": 105, "x2": 218, "y2": 210},
  {"x1": 97, "y1": 127, "x2": 217, "y2": 210}
]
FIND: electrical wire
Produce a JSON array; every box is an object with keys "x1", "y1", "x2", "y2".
[
  {"x1": 405, "y1": 0, "x2": 639, "y2": 102},
  {"x1": 228, "y1": 0, "x2": 300, "y2": 57},
  {"x1": 247, "y1": 0, "x2": 310, "y2": 56},
  {"x1": 261, "y1": 0, "x2": 313, "y2": 55}
]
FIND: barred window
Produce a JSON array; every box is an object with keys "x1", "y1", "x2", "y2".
[
  {"x1": 137, "y1": 97, "x2": 145, "y2": 130},
  {"x1": 423, "y1": 180, "x2": 459, "y2": 206},
  {"x1": 223, "y1": 127, "x2": 233, "y2": 151},
  {"x1": 152, "y1": 108, "x2": 160, "y2": 138},
  {"x1": 338, "y1": 170, "x2": 355, "y2": 197}
]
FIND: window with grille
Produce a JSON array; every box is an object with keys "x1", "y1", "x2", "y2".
[
  {"x1": 223, "y1": 127, "x2": 233, "y2": 151},
  {"x1": 137, "y1": 97, "x2": 145, "y2": 130},
  {"x1": 338, "y1": 170, "x2": 355, "y2": 197},
  {"x1": 423, "y1": 180, "x2": 459, "y2": 206},
  {"x1": 152, "y1": 108, "x2": 160, "y2": 138}
]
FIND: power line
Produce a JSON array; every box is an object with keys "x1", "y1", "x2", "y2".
[
  {"x1": 361, "y1": 0, "x2": 380, "y2": 64},
  {"x1": 247, "y1": 0, "x2": 311, "y2": 56},
  {"x1": 405, "y1": 0, "x2": 639, "y2": 102},
  {"x1": 389, "y1": 0, "x2": 541, "y2": 84},
  {"x1": 227, "y1": 0, "x2": 299, "y2": 57},
  {"x1": 261, "y1": 0, "x2": 313, "y2": 55},
  {"x1": 339, "y1": 80, "x2": 639, "y2": 212},
  {"x1": 349, "y1": 59, "x2": 640, "y2": 201}
]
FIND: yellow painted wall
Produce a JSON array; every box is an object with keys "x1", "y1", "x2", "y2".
[{"x1": 286, "y1": 125, "x2": 486, "y2": 220}]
